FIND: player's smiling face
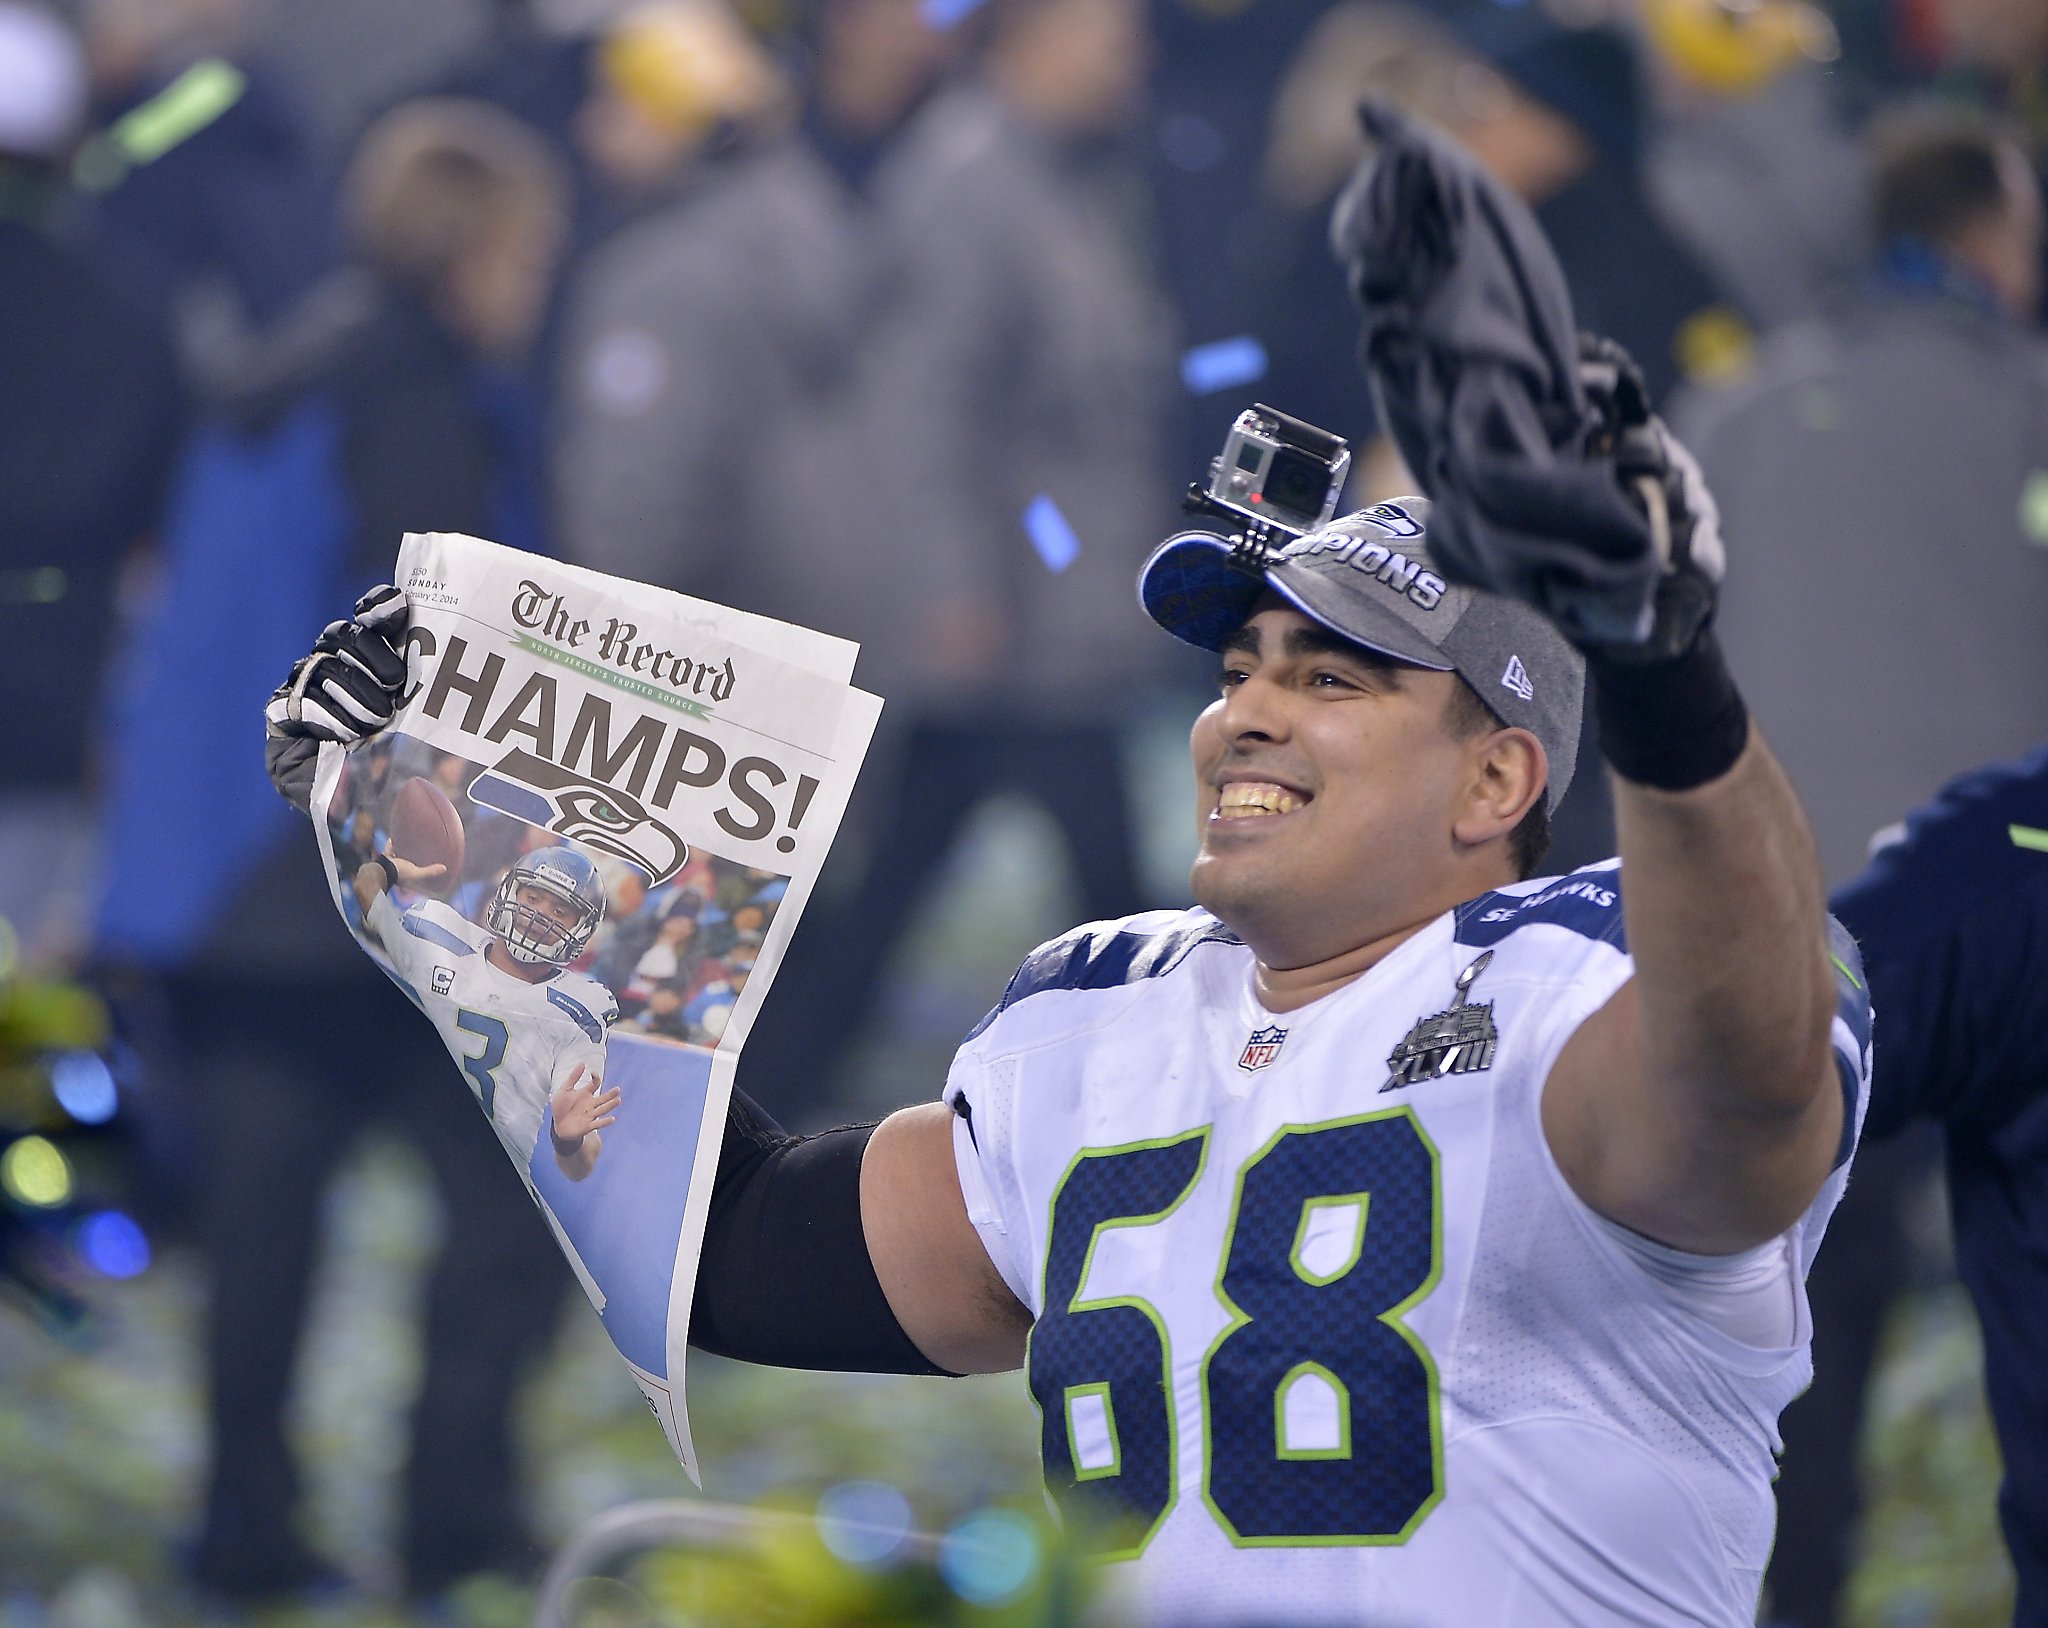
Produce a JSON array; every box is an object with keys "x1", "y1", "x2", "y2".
[{"x1": 1189, "y1": 603, "x2": 1522, "y2": 972}]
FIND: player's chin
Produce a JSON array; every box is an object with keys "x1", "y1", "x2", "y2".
[{"x1": 1191, "y1": 841, "x2": 1282, "y2": 913}]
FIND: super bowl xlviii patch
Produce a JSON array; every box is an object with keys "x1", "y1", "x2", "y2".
[
  {"x1": 1383, "y1": 951, "x2": 1498, "y2": 1092},
  {"x1": 1238, "y1": 1023, "x2": 1288, "y2": 1073},
  {"x1": 432, "y1": 965, "x2": 456, "y2": 996}
]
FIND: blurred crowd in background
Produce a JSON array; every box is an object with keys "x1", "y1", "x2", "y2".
[{"x1": 1, "y1": 0, "x2": 2045, "y2": 1621}]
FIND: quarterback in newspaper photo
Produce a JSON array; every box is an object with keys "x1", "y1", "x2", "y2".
[
  {"x1": 327, "y1": 731, "x2": 625, "y2": 1181},
  {"x1": 317, "y1": 724, "x2": 795, "y2": 1381}
]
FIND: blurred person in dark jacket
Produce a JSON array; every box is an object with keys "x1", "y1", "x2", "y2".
[
  {"x1": 741, "y1": 0, "x2": 1177, "y2": 1117},
  {"x1": 1441, "y1": 8, "x2": 1739, "y2": 406},
  {"x1": 70, "y1": 0, "x2": 348, "y2": 397},
  {"x1": 797, "y1": 0, "x2": 963, "y2": 196},
  {"x1": 111, "y1": 98, "x2": 579, "y2": 1604},
  {"x1": 1674, "y1": 105, "x2": 2046, "y2": 892},
  {"x1": 1670, "y1": 108, "x2": 2046, "y2": 1628},
  {"x1": 1840, "y1": 0, "x2": 2048, "y2": 137},
  {"x1": 1836, "y1": 0, "x2": 2048, "y2": 316},
  {"x1": 0, "y1": 1, "x2": 181, "y2": 964},
  {"x1": 1640, "y1": 0, "x2": 1869, "y2": 331},
  {"x1": 1271, "y1": 7, "x2": 1737, "y2": 408}
]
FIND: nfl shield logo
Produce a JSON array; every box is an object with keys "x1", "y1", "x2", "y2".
[{"x1": 1238, "y1": 1024, "x2": 1288, "y2": 1073}]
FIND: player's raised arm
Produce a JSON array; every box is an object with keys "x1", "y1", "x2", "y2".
[
  {"x1": 1536, "y1": 408, "x2": 1845, "y2": 1252},
  {"x1": 1333, "y1": 109, "x2": 1851, "y2": 1256}
]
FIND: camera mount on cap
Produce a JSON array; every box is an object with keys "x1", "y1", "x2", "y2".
[{"x1": 1183, "y1": 403, "x2": 1352, "y2": 574}]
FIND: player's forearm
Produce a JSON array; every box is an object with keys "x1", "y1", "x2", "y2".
[
  {"x1": 1610, "y1": 725, "x2": 1836, "y2": 1117},
  {"x1": 554, "y1": 1129, "x2": 599, "y2": 1180},
  {"x1": 355, "y1": 864, "x2": 394, "y2": 931}
]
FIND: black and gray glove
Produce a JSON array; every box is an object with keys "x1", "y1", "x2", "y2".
[
  {"x1": 1334, "y1": 99, "x2": 1728, "y2": 655},
  {"x1": 263, "y1": 584, "x2": 409, "y2": 811},
  {"x1": 1574, "y1": 335, "x2": 1725, "y2": 663}
]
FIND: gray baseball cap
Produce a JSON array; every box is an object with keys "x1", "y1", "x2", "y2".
[{"x1": 1137, "y1": 498, "x2": 1585, "y2": 810}]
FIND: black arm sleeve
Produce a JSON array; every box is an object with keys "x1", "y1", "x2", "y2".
[{"x1": 687, "y1": 1088, "x2": 956, "y2": 1376}]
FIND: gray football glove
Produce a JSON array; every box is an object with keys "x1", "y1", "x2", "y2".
[
  {"x1": 263, "y1": 584, "x2": 409, "y2": 811},
  {"x1": 1576, "y1": 335, "x2": 1726, "y2": 663}
]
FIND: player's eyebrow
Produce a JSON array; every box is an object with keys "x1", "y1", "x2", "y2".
[{"x1": 1222, "y1": 620, "x2": 1410, "y2": 683}]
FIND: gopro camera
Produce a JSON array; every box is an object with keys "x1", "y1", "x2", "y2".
[{"x1": 1191, "y1": 404, "x2": 1351, "y2": 540}]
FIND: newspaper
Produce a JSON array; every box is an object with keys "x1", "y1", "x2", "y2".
[{"x1": 305, "y1": 531, "x2": 882, "y2": 1480}]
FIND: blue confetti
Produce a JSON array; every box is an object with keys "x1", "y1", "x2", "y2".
[
  {"x1": 1180, "y1": 335, "x2": 1269, "y2": 395},
  {"x1": 939, "y1": 1510, "x2": 1039, "y2": 1606},
  {"x1": 77, "y1": 1211, "x2": 151, "y2": 1279},
  {"x1": 817, "y1": 1481, "x2": 913, "y2": 1568},
  {"x1": 1024, "y1": 496, "x2": 1082, "y2": 573},
  {"x1": 51, "y1": 1052, "x2": 117, "y2": 1125},
  {"x1": 920, "y1": 0, "x2": 987, "y2": 27}
]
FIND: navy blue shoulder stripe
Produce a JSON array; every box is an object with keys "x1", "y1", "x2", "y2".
[
  {"x1": 966, "y1": 914, "x2": 1239, "y2": 1041},
  {"x1": 1825, "y1": 915, "x2": 1873, "y2": 1056},
  {"x1": 547, "y1": 986, "x2": 606, "y2": 1044},
  {"x1": 1453, "y1": 872, "x2": 1626, "y2": 951},
  {"x1": 402, "y1": 911, "x2": 475, "y2": 957},
  {"x1": 1827, "y1": 915, "x2": 1873, "y2": 1171}
]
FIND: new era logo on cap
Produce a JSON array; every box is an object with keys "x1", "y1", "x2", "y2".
[{"x1": 1501, "y1": 655, "x2": 1534, "y2": 702}]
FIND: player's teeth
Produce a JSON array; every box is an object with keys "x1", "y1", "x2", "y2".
[{"x1": 1219, "y1": 783, "x2": 1304, "y2": 817}]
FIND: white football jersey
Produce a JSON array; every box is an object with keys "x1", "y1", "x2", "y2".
[
  {"x1": 945, "y1": 862, "x2": 1871, "y2": 1628},
  {"x1": 370, "y1": 890, "x2": 616, "y2": 1168}
]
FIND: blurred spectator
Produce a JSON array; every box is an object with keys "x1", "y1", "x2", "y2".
[
  {"x1": 622, "y1": 910, "x2": 701, "y2": 1014},
  {"x1": 1642, "y1": 0, "x2": 1868, "y2": 330},
  {"x1": 0, "y1": 1, "x2": 181, "y2": 964},
  {"x1": 1254, "y1": 2, "x2": 1465, "y2": 461},
  {"x1": 1444, "y1": 8, "x2": 1739, "y2": 403},
  {"x1": 1265, "y1": 6, "x2": 1736, "y2": 410},
  {"x1": 1671, "y1": 107, "x2": 2048, "y2": 1628},
  {"x1": 1674, "y1": 104, "x2": 2048, "y2": 890},
  {"x1": 69, "y1": 0, "x2": 352, "y2": 403},
  {"x1": 1837, "y1": 0, "x2": 2048, "y2": 316},
  {"x1": 798, "y1": 0, "x2": 963, "y2": 194},
  {"x1": 558, "y1": 0, "x2": 961, "y2": 634},
  {"x1": 553, "y1": 0, "x2": 875, "y2": 625},
  {"x1": 335, "y1": 96, "x2": 565, "y2": 563},
  {"x1": 742, "y1": 0, "x2": 1175, "y2": 1117},
  {"x1": 1842, "y1": 0, "x2": 2048, "y2": 126},
  {"x1": 95, "y1": 98, "x2": 577, "y2": 1604}
]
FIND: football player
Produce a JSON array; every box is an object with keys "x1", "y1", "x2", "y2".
[
  {"x1": 1811, "y1": 750, "x2": 2048, "y2": 1621},
  {"x1": 268, "y1": 375, "x2": 1865, "y2": 1621},
  {"x1": 352, "y1": 835, "x2": 622, "y2": 1182}
]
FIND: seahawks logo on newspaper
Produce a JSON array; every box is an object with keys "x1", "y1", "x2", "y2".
[{"x1": 468, "y1": 747, "x2": 690, "y2": 884}]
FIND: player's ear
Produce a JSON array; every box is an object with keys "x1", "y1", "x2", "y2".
[{"x1": 1452, "y1": 727, "x2": 1544, "y2": 849}]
